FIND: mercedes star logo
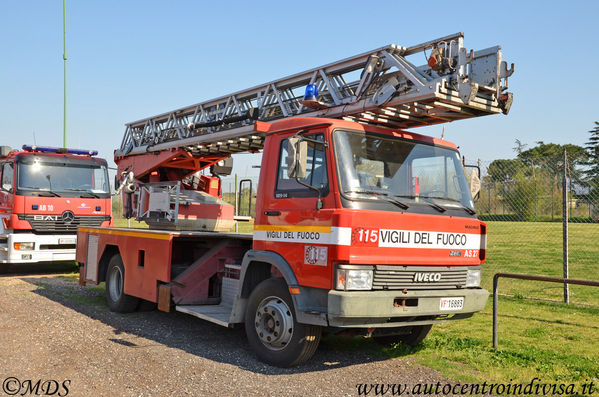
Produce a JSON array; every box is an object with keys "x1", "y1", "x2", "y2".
[{"x1": 61, "y1": 210, "x2": 75, "y2": 224}]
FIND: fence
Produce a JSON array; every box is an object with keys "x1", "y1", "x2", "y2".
[{"x1": 471, "y1": 150, "x2": 599, "y2": 306}]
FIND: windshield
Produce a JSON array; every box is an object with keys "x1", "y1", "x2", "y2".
[
  {"x1": 333, "y1": 129, "x2": 474, "y2": 211},
  {"x1": 17, "y1": 159, "x2": 109, "y2": 195}
]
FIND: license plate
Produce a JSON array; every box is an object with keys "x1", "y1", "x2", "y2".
[
  {"x1": 59, "y1": 238, "x2": 76, "y2": 245},
  {"x1": 439, "y1": 297, "x2": 464, "y2": 311}
]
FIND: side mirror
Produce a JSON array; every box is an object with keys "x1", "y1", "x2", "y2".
[
  {"x1": 287, "y1": 137, "x2": 308, "y2": 179},
  {"x1": 469, "y1": 171, "x2": 481, "y2": 201},
  {"x1": 464, "y1": 165, "x2": 481, "y2": 201}
]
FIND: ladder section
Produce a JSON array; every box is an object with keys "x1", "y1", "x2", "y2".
[{"x1": 117, "y1": 32, "x2": 514, "y2": 157}]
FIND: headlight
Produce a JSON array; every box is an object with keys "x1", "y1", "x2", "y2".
[
  {"x1": 465, "y1": 269, "x2": 481, "y2": 287},
  {"x1": 14, "y1": 242, "x2": 35, "y2": 250},
  {"x1": 336, "y1": 267, "x2": 373, "y2": 290}
]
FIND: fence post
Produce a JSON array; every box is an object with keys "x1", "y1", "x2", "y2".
[
  {"x1": 493, "y1": 274, "x2": 499, "y2": 349},
  {"x1": 234, "y1": 173, "x2": 238, "y2": 233},
  {"x1": 562, "y1": 149, "x2": 569, "y2": 304}
]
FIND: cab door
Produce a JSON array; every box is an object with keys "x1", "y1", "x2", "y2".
[
  {"x1": 254, "y1": 130, "x2": 335, "y2": 288},
  {"x1": 0, "y1": 162, "x2": 15, "y2": 232}
]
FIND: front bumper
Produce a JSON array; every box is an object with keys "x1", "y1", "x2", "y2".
[
  {"x1": 0, "y1": 233, "x2": 76, "y2": 264},
  {"x1": 327, "y1": 288, "x2": 489, "y2": 327}
]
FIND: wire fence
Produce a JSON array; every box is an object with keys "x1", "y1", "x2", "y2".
[
  {"x1": 476, "y1": 157, "x2": 598, "y2": 223},
  {"x1": 473, "y1": 150, "x2": 599, "y2": 305}
]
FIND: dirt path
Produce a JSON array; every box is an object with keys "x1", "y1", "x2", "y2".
[{"x1": 0, "y1": 267, "x2": 451, "y2": 396}]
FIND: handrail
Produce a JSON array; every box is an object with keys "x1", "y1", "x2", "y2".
[{"x1": 492, "y1": 272, "x2": 599, "y2": 349}]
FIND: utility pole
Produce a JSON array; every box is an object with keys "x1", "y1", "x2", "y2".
[{"x1": 63, "y1": 0, "x2": 67, "y2": 147}]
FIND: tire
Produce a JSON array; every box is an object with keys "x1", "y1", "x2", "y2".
[
  {"x1": 374, "y1": 325, "x2": 433, "y2": 347},
  {"x1": 245, "y1": 278, "x2": 321, "y2": 367},
  {"x1": 105, "y1": 254, "x2": 140, "y2": 313}
]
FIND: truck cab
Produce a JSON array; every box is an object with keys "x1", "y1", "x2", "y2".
[
  {"x1": 0, "y1": 145, "x2": 112, "y2": 266},
  {"x1": 248, "y1": 118, "x2": 487, "y2": 348}
]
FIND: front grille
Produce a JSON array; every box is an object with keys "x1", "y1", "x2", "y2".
[
  {"x1": 19, "y1": 215, "x2": 110, "y2": 233},
  {"x1": 373, "y1": 265, "x2": 468, "y2": 290}
]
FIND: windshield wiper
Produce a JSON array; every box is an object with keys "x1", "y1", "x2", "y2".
[
  {"x1": 395, "y1": 195, "x2": 446, "y2": 213},
  {"x1": 426, "y1": 196, "x2": 476, "y2": 215},
  {"x1": 344, "y1": 190, "x2": 409, "y2": 209},
  {"x1": 25, "y1": 187, "x2": 61, "y2": 197},
  {"x1": 344, "y1": 189, "x2": 388, "y2": 196},
  {"x1": 64, "y1": 188, "x2": 100, "y2": 198}
]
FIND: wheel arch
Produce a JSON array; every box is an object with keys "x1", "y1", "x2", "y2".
[
  {"x1": 239, "y1": 250, "x2": 299, "y2": 299},
  {"x1": 231, "y1": 250, "x2": 327, "y2": 327},
  {"x1": 97, "y1": 245, "x2": 121, "y2": 283}
]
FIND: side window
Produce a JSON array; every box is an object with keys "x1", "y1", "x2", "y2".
[
  {"x1": 275, "y1": 134, "x2": 329, "y2": 198},
  {"x1": 2, "y1": 162, "x2": 13, "y2": 192}
]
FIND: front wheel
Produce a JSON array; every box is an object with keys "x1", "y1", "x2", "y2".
[
  {"x1": 245, "y1": 278, "x2": 321, "y2": 367},
  {"x1": 373, "y1": 324, "x2": 433, "y2": 347},
  {"x1": 105, "y1": 254, "x2": 140, "y2": 313}
]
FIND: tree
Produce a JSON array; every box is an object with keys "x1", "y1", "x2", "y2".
[
  {"x1": 485, "y1": 141, "x2": 587, "y2": 220},
  {"x1": 518, "y1": 142, "x2": 587, "y2": 182},
  {"x1": 487, "y1": 159, "x2": 525, "y2": 182},
  {"x1": 585, "y1": 121, "x2": 599, "y2": 183}
]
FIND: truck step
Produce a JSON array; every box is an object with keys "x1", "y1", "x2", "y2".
[{"x1": 175, "y1": 304, "x2": 233, "y2": 327}]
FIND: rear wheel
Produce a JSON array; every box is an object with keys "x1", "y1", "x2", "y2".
[
  {"x1": 105, "y1": 254, "x2": 139, "y2": 313},
  {"x1": 373, "y1": 325, "x2": 433, "y2": 347},
  {"x1": 245, "y1": 278, "x2": 321, "y2": 367}
]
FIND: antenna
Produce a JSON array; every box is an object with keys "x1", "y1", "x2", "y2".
[
  {"x1": 33, "y1": 130, "x2": 37, "y2": 145},
  {"x1": 441, "y1": 126, "x2": 445, "y2": 140}
]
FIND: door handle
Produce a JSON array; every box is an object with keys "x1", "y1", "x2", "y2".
[{"x1": 264, "y1": 210, "x2": 281, "y2": 216}]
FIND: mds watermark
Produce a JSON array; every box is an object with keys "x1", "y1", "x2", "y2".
[{"x1": 2, "y1": 377, "x2": 71, "y2": 396}]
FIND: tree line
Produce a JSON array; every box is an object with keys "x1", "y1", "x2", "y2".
[{"x1": 481, "y1": 122, "x2": 599, "y2": 221}]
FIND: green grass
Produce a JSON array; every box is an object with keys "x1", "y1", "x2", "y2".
[
  {"x1": 113, "y1": 218, "x2": 148, "y2": 228},
  {"x1": 65, "y1": 293, "x2": 106, "y2": 307},
  {"x1": 231, "y1": 221, "x2": 254, "y2": 234},
  {"x1": 483, "y1": 221, "x2": 599, "y2": 305},
  {"x1": 370, "y1": 221, "x2": 599, "y2": 389}
]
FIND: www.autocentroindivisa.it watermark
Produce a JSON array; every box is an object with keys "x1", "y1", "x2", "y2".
[
  {"x1": 1, "y1": 377, "x2": 71, "y2": 396},
  {"x1": 356, "y1": 378, "x2": 597, "y2": 396}
]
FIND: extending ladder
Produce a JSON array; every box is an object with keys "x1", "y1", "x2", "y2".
[{"x1": 117, "y1": 32, "x2": 514, "y2": 158}]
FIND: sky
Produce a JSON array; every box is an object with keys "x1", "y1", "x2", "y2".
[{"x1": 1, "y1": 0, "x2": 598, "y2": 183}]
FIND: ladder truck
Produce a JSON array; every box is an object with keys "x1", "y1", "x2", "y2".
[
  {"x1": 76, "y1": 33, "x2": 514, "y2": 367},
  {"x1": 0, "y1": 145, "x2": 111, "y2": 269}
]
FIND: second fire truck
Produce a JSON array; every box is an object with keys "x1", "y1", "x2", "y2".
[{"x1": 0, "y1": 145, "x2": 111, "y2": 269}]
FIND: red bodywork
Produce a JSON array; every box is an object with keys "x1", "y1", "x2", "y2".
[{"x1": 77, "y1": 117, "x2": 485, "y2": 305}]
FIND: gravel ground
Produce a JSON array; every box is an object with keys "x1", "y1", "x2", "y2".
[{"x1": 0, "y1": 264, "x2": 453, "y2": 397}]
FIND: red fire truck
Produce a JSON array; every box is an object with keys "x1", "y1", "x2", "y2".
[
  {"x1": 0, "y1": 145, "x2": 111, "y2": 268},
  {"x1": 76, "y1": 33, "x2": 514, "y2": 366}
]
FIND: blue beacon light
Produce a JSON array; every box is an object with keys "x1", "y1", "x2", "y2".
[
  {"x1": 22, "y1": 145, "x2": 98, "y2": 156},
  {"x1": 303, "y1": 84, "x2": 319, "y2": 101}
]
